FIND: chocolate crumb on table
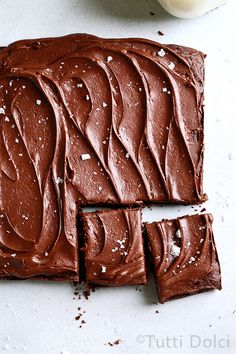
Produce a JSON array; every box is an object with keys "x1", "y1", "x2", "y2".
[
  {"x1": 73, "y1": 282, "x2": 96, "y2": 300},
  {"x1": 72, "y1": 282, "x2": 96, "y2": 327},
  {"x1": 80, "y1": 208, "x2": 147, "y2": 286},
  {"x1": 107, "y1": 339, "x2": 121, "y2": 346},
  {"x1": 158, "y1": 30, "x2": 164, "y2": 36},
  {"x1": 145, "y1": 213, "x2": 221, "y2": 303}
]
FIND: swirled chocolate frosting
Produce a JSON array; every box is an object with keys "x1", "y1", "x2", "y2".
[
  {"x1": 145, "y1": 214, "x2": 221, "y2": 303},
  {"x1": 0, "y1": 34, "x2": 206, "y2": 278},
  {"x1": 82, "y1": 208, "x2": 146, "y2": 286}
]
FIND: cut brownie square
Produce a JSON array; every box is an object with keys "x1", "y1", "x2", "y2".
[
  {"x1": 145, "y1": 213, "x2": 221, "y2": 303},
  {"x1": 0, "y1": 34, "x2": 206, "y2": 206},
  {"x1": 81, "y1": 208, "x2": 147, "y2": 286}
]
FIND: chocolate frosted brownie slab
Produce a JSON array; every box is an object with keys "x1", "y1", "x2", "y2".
[
  {"x1": 0, "y1": 34, "x2": 206, "y2": 206},
  {"x1": 145, "y1": 214, "x2": 221, "y2": 303},
  {"x1": 81, "y1": 208, "x2": 147, "y2": 286},
  {"x1": 0, "y1": 34, "x2": 206, "y2": 279}
]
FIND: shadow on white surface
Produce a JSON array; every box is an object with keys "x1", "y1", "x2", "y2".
[{"x1": 69, "y1": 0, "x2": 172, "y2": 20}]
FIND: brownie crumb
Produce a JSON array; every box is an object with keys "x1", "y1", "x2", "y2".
[
  {"x1": 149, "y1": 11, "x2": 155, "y2": 16},
  {"x1": 72, "y1": 282, "x2": 98, "y2": 328},
  {"x1": 114, "y1": 340, "x2": 121, "y2": 345},
  {"x1": 155, "y1": 309, "x2": 159, "y2": 313},
  {"x1": 83, "y1": 290, "x2": 90, "y2": 300},
  {"x1": 107, "y1": 339, "x2": 121, "y2": 346},
  {"x1": 158, "y1": 31, "x2": 164, "y2": 36},
  {"x1": 73, "y1": 282, "x2": 96, "y2": 301},
  {"x1": 200, "y1": 208, "x2": 206, "y2": 213}
]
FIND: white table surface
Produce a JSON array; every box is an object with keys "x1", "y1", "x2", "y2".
[{"x1": 0, "y1": 1, "x2": 235, "y2": 353}]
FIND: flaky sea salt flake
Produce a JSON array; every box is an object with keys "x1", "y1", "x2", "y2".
[
  {"x1": 168, "y1": 62, "x2": 175, "y2": 70},
  {"x1": 80, "y1": 153, "x2": 91, "y2": 161},
  {"x1": 56, "y1": 176, "x2": 63, "y2": 184},
  {"x1": 101, "y1": 266, "x2": 107, "y2": 273},
  {"x1": 170, "y1": 244, "x2": 181, "y2": 258},
  {"x1": 158, "y1": 48, "x2": 166, "y2": 57},
  {"x1": 176, "y1": 229, "x2": 181, "y2": 238}
]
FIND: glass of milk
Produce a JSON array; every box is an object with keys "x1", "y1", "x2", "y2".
[{"x1": 157, "y1": 0, "x2": 226, "y2": 18}]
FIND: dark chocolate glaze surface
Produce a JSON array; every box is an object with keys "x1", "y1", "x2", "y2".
[
  {"x1": 82, "y1": 208, "x2": 146, "y2": 286},
  {"x1": 0, "y1": 34, "x2": 206, "y2": 278},
  {"x1": 145, "y1": 214, "x2": 221, "y2": 303}
]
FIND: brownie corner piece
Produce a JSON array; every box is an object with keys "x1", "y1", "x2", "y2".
[
  {"x1": 145, "y1": 213, "x2": 221, "y2": 303},
  {"x1": 81, "y1": 207, "x2": 147, "y2": 286},
  {"x1": 0, "y1": 213, "x2": 79, "y2": 280}
]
